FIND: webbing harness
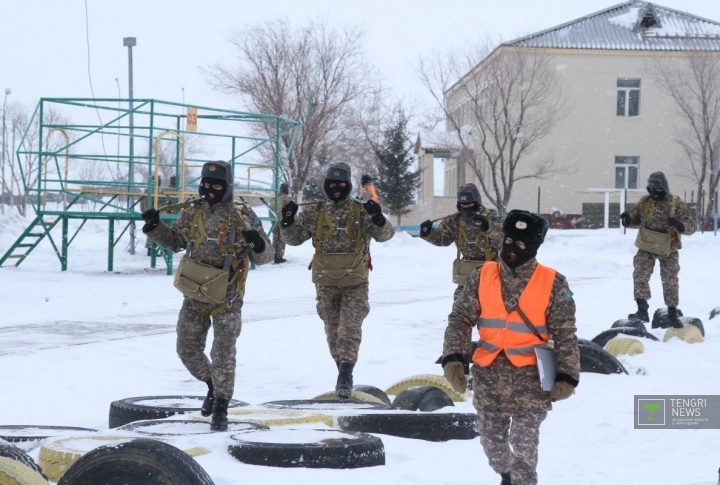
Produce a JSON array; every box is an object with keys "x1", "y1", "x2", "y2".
[
  {"x1": 456, "y1": 213, "x2": 496, "y2": 262},
  {"x1": 640, "y1": 196, "x2": 680, "y2": 246},
  {"x1": 314, "y1": 200, "x2": 366, "y2": 254},
  {"x1": 163, "y1": 199, "x2": 251, "y2": 317}
]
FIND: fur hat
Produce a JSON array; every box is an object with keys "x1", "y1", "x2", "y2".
[
  {"x1": 502, "y1": 210, "x2": 549, "y2": 245},
  {"x1": 325, "y1": 163, "x2": 352, "y2": 183},
  {"x1": 457, "y1": 183, "x2": 482, "y2": 205},
  {"x1": 361, "y1": 174, "x2": 372, "y2": 185},
  {"x1": 647, "y1": 171, "x2": 670, "y2": 195},
  {"x1": 201, "y1": 161, "x2": 230, "y2": 182}
]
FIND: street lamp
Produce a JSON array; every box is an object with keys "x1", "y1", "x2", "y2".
[
  {"x1": 123, "y1": 36, "x2": 137, "y2": 254},
  {"x1": 1, "y1": 88, "x2": 11, "y2": 216}
]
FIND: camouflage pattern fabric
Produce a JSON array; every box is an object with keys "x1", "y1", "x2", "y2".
[
  {"x1": 272, "y1": 194, "x2": 289, "y2": 260},
  {"x1": 146, "y1": 199, "x2": 273, "y2": 399},
  {"x1": 477, "y1": 410, "x2": 547, "y2": 485},
  {"x1": 444, "y1": 259, "x2": 579, "y2": 485},
  {"x1": 633, "y1": 249, "x2": 680, "y2": 307},
  {"x1": 625, "y1": 194, "x2": 695, "y2": 307},
  {"x1": 316, "y1": 281, "x2": 370, "y2": 363},
  {"x1": 281, "y1": 197, "x2": 394, "y2": 363},
  {"x1": 420, "y1": 209, "x2": 504, "y2": 261}
]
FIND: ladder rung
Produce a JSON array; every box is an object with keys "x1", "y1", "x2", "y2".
[
  {"x1": 8, "y1": 255, "x2": 26, "y2": 259},
  {"x1": 27, "y1": 233, "x2": 44, "y2": 237},
  {"x1": 17, "y1": 244, "x2": 34, "y2": 248}
]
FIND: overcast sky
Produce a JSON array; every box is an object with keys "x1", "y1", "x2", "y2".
[{"x1": 3, "y1": 0, "x2": 720, "y2": 117}]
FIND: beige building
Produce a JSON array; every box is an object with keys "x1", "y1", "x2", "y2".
[{"x1": 414, "y1": 1, "x2": 720, "y2": 229}]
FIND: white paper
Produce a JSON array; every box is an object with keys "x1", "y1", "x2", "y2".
[{"x1": 535, "y1": 347, "x2": 557, "y2": 392}]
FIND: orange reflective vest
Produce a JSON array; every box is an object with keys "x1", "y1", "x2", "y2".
[
  {"x1": 361, "y1": 185, "x2": 378, "y2": 202},
  {"x1": 472, "y1": 262, "x2": 556, "y2": 368}
]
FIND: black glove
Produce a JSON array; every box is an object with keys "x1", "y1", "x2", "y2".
[
  {"x1": 666, "y1": 217, "x2": 684, "y2": 232},
  {"x1": 141, "y1": 208, "x2": 160, "y2": 232},
  {"x1": 472, "y1": 213, "x2": 489, "y2": 232},
  {"x1": 620, "y1": 211, "x2": 631, "y2": 227},
  {"x1": 281, "y1": 201, "x2": 298, "y2": 228},
  {"x1": 363, "y1": 200, "x2": 385, "y2": 226},
  {"x1": 242, "y1": 230, "x2": 266, "y2": 252},
  {"x1": 420, "y1": 220, "x2": 433, "y2": 237}
]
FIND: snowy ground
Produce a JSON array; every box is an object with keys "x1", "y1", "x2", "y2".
[{"x1": 1, "y1": 211, "x2": 719, "y2": 484}]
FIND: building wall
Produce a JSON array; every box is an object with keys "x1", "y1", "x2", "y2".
[{"x1": 445, "y1": 48, "x2": 708, "y2": 215}]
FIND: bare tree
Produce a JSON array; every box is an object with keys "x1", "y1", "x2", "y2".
[
  {"x1": 204, "y1": 17, "x2": 381, "y2": 200},
  {"x1": 416, "y1": 38, "x2": 567, "y2": 214},
  {"x1": 653, "y1": 54, "x2": 720, "y2": 220},
  {"x1": 3, "y1": 102, "x2": 72, "y2": 216}
]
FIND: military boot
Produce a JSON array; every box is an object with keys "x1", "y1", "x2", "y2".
[
  {"x1": 210, "y1": 398, "x2": 230, "y2": 432},
  {"x1": 335, "y1": 362, "x2": 355, "y2": 400},
  {"x1": 500, "y1": 472, "x2": 513, "y2": 485},
  {"x1": 200, "y1": 380, "x2": 214, "y2": 417},
  {"x1": 628, "y1": 298, "x2": 649, "y2": 322},
  {"x1": 667, "y1": 307, "x2": 683, "y2": 328}
]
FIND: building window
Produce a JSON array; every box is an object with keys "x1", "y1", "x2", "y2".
[
  {"x1": 617, "y1": 79, "x2": 640, "y2": 117},
  {"x1": 615, "y1": 156, "x2": 638, "y2": 189}
]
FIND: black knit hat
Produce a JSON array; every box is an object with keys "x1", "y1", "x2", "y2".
[
  {"x1": 502, "y1": 210, "x2": 549, "y2": 245},
  {"x1": 361, "y1": 174, "x2": 372, "y2": 185}
]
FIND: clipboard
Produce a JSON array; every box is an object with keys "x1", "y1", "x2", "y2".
[{"x1": 534, "y1": 347, "x2": 557, "y2": 392}]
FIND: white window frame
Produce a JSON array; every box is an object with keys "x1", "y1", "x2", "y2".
[
  {"x1": 617, "y1": 79, "x2": 641, "y2": 117},
  {"x1": 614, "y1": 156, "x2": 639, "y2": 189}
]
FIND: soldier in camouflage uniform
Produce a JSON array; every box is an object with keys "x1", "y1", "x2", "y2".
[
  {"x1": 280, "y1": 163, "x2": 394, "y2": 398},
  {"x1": 272, "y1": 182, "x2": 289, "y2": 264},
  {"x1": 620, "y1": 171, "x2": 696, "y2": 327},
  {"x1": 142, "y1": 161, "x2": 273, "y2": 431},
  {"x1": 442, "y1": 210, "x2": 580, "y2": 485},
  {"x1": 420, "y1": 183, "x2": 504, "y2": 299}
]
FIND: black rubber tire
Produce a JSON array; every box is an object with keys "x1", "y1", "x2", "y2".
[
  {"x1": 108, "y1": 395, "x2": 248, "y2": 428},
  {"x1": 391, "y1": 386, "x2": 455, "y2": 412},
  {"x1": 611, "y1": 318, "x2": 648, "y2": 332},
  {"x1": 0, "y1": 425, "x2": 97, "y2": 443},
  {"x1": 352, "y1": 385, "x2": 392, "y2": 406},
  {"x1": 337, "y1": 412, "x2": 478, "y2": 442},
  {"x1": 682, "y1": 317, "x2": 705, "y2": 336},
  {"x1": 258, "y1": 399, "x2": 390, "y2": 411},
  {"x1": 117, "y1": 419, "x2": 268, "y2": 435},
  {"x1": 227, "y1": 428, "x2": 385, "y2": 469},
  {"x1": 579, "y1": 341, "x2": 628, "y2": 375},
  {"x1": 590, "y1": 327, "x2": 659, "y2": 348},
  {"x1": 0, "y1": 440, "x2": 45, "y2": 477},
  {"x1": 57, "y1": 438, "x2": 214, "y2": 485}
]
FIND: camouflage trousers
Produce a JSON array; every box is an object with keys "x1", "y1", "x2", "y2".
[
  {"x1": 476, "y1": 410, "x2": 547, "y2": 485},
  {"x1": 455, "y1": 284, "x2": 475, "y2": 367},
  {"x1": 316, "y1": 281, "x2": 370, "y2": 364},
  {"x1": 176, "y1": 297, "x2": 243, "y2": 399},
  {"x1": 633, "y1": 249, "x2": 680, "y2": 307},
  {"x1": 272, "y1": 223, "x2": 285, "y2": 260}
]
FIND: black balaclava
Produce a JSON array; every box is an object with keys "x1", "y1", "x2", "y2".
[
  {"x1": 456, "y1": 183, "x2": 482, "y2": 216},
  {"x1": 323, "y1": 163, "x2": 352, "y2": 202},
  {"x1": 647, "y1": 171, "x2": 670, "y2": 202},
  {"x1": 198, "y1": 161, "x2": 232, "y2": 206},
  {"x1": 500, "y1": 238, "x2": 540, "y2": 268},
  {"x1": 499, "y1": 210, "x2": 548, "y2": 268}
]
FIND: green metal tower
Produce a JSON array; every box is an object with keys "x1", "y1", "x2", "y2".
[{"x1": 0, "y1": 98, "x2": 301, "y2": 274}]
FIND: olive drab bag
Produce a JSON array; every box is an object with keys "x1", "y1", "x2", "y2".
[
  {"x1": 173, "y1": 258, "x2": 229, "y2": 304},
  {"x1": 634, "y1": 196, "x2": 678, "y2": 257},
  {"x1": 310, "y1": 200, "x2": 369, "y2": 287},
  {"x1": 452, "y1": 213, "x2": 496, "y2": 285}
]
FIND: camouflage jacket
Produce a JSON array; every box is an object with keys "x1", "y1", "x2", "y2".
[
  {"x1": 146, "y1": 200, "x2": 273, "y2": 303},
  {"x1": 281, "y1": 197, "x2": 394, "y2": 253},
  {"x1": 625, "y1": 195, "x2": 696, "y2": 250},
  {"x1": 421, "y1": 208, "x2": 504, "y2": 261},
  {"x1": 444, "y1": 259, "x2": 580, "y2": 414}
]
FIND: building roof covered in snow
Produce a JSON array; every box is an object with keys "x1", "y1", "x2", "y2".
[
  {"x1": 505, "y1": 1, "x2": 720, "y2": 51},
  {"x1": 414, "y1": 128, "x2": 473, "y2": 155}
]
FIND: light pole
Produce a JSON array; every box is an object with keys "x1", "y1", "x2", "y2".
[
  {"x1": 114, "y1": 78, "x2": 121, "y2": 181},
  {"x1": 1, "y1": 88, "x2": 11, "y2": 216},
  {"x1": 123, "y1": 36, "x2": 137, "y2": 254}
]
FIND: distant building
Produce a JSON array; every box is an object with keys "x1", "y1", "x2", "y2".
[{"x1": 416, "y1": 1, "x2": 720, "y2": 227}]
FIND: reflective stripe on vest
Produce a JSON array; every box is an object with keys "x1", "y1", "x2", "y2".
[{"x1": 472, "y1": 261, "x2": 556, "y2": 368}]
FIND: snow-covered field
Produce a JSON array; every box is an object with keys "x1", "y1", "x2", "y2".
[{"x1": 1, "y1": 211, "x2": 719, "y2": 484}]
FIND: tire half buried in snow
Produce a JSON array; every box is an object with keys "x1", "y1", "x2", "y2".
[{"x1": 227, "y1": 428, "x2": 385, "y2": 469}]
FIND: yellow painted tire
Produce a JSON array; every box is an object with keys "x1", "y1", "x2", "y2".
[
  {"x1": 384, "y1": 374, "x2": 467, "y2": 402},
  {"x1": 663, "y1": 325, "x2": 704, "y2": 344},
  {"x1": 39, "y1": 435, "x2": 209, "y2": 482},
  {"x1": 312, "y1": 390, "x2": 387, "y2": 406},
  {"x1": 605, "y1": 337, "x2": 645, "y2": 356},
  {"x1": 193, "y1": 409, "x2": 334, "y2": 428},
  {"x1": 0, "y1": 457, "x2": 48, "y2": 485}
]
